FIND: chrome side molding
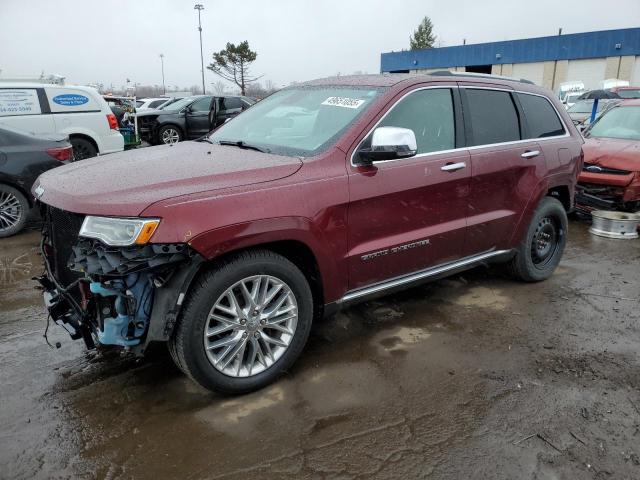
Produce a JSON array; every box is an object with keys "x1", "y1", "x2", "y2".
[{"x1": 340, "y1": 249, "x2": 512, "y2": 304}]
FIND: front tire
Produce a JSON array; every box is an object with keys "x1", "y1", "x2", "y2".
[
  {"x1": 508, "y1": 196, "x2": 568, "y2": 282},
  {"x1": 0, "y1": 185, "x2": 29, "y2": 238},
  {"x1": 170, "y1": 250, "x2": 313, "y2": 394},
  {"x1": 158, "y1": 125, "x2": 182, "y2": 145}
]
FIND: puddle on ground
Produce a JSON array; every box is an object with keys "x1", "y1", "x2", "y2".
[{"x1": 453, "y1": 286, "x2": 509, "y2": 311}]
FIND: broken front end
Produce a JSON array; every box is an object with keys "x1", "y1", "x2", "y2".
[
  {"x1": 576, "y1": 167, "x2": 640, "y2": 214},
  {"x1": 36, "y1": 205, "x2": 201, "y2": 355}
]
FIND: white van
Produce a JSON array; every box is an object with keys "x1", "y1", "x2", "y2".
[{"x1": 0, "y1": 83, "x2": 124, "y2": 159}]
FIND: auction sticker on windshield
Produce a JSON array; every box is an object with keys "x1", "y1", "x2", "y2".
[
  {"x1": 322, "y1": 97, "x2": 365, "y2": 109},
  {"x1": 0, "y1": 89, "x2": 42, "y2": 116}
]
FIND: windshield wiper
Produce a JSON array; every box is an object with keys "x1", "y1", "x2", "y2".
[{"x1": 218, "y1": 140, "x2": 269, "y2": 153}]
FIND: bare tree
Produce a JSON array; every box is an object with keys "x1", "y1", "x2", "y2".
[{"x1": 211, "y1": 80, "x2": 228, "y2": 95}]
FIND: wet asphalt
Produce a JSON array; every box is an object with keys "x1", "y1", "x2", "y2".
[{"x1": 0, "y1": 220, "x2": 639, "y2": 480}]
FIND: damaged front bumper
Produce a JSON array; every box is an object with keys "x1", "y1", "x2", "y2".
[
  {"x1": 576, "y1": 183, "x2": 640, "y2": 214},
  {"x1": 38, "y1": 232, "x2": 203, "y2": 355}
]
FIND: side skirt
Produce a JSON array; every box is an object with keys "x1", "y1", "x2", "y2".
[{"x1": 324, "y1": 249, "x2": 514, "y2": 316}]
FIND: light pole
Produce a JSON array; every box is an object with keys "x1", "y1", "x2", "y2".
[
  {"x1": 159, "y1": 54, "x2": 166, "y2": 95},
  {"x1": 194, "y1": 4, "x2": 206, "y2": 95}
]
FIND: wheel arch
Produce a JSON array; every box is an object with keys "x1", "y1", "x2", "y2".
[
  {"x1": 0, "y1": 179, "x2": 32, "y2": 207},
  {"x1": 69, "y1": 132, "x2": 100, "y2": 154},
  {"x1": 158, "y1": 123, "x2": 185, "y2": 141}
]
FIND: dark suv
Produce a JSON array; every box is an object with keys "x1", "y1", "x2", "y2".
[
  {"x1": 34, "y1": 73, "x2": 583, "y2": 394},
  {"x1": 137, "y1": 95, "x2": 255, "y2": 145}
]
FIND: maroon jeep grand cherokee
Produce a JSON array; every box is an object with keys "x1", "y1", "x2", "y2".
[{"x1": 34, "y1": 73, "x2": 583, "y2": 394}]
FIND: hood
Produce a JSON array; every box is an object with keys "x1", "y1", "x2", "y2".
[
  {"x1": 583, "y1": 137, "x2": 640, "y2": 172},
  {"x1": 35, "y1": 141, "x2": 302, "y2": 216}
]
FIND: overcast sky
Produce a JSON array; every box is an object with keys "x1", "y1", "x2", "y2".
[{"x1": 1, "y1": 0, "x2": 639, "y2": 92}]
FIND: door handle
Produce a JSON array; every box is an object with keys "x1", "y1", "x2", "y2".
[
  {"x1": 521, "y1": 150, "x2": 540, "y2": 159},
  {"x1": 441, "y1": 161, "x2": 466, "y2": 172}
]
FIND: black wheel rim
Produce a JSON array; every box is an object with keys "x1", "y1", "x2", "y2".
[
  {"x1": 530, "y1": 216, "x2": 561, "y2": 268},
  {"x1": 73, "y1": 143, "x2": 92, "y2": 160},
  {"x1": 0, "y1": 190, "x2": 23, "y2": 232}
]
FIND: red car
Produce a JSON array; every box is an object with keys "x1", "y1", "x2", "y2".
[
  {"x1": 607, "y1": 86, "x2": 640, "y2": 99},
  {"x1": 34, "y1": 73, "x2": 583, "y2": 393},
  {"x1": 577, "y1": 100, "x2": 640, "y2": 212}
]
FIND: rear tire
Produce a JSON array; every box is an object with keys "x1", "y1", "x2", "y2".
[
  {"x1": 170, "y1": 250, "x2": 313, "y2": 394},
  {"x1": 508, "y1": 196, "x2": 567, "y2": 282},
  {"x1": 70, "y1": 137, "x2": 98, "y2": 160},
  {"x1": 0, "y1": 185, "x2": 29, "y2": 238}
]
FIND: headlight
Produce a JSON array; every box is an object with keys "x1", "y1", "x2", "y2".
[{"x1": 79, "y1": 216, "x2": 160, "y2": 246}]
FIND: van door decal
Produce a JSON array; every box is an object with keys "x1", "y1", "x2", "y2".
[{"x1": 52, "y1": 94, "x2": 89, "y2": 106}]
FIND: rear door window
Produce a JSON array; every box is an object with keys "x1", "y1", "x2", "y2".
[
  {"x1": 375, "y1": 88, "x2": 455, "y2": 154},
  {"x1": 148, "y1": 99, "x2": 166, "y2": 109},
  {"x1": 518, "y1": 93, "x2": 565, "y2": 138},
  {"x1": 465, "y1": 89, "x2": 520, "y2": 146},
  {"x1": 221, "y1": 97, "x2": 243, "y2": 111}
]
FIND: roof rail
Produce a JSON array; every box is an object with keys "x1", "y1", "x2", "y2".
[{"x1": 429, "y1": 70, "x2": 535, "y2": 85}]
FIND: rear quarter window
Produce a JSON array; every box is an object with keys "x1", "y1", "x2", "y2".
[
  {"x1": 0, "y1": 88, "x2": 42, "y2": 116},
  {"x1": 518, "y1": 93, "x2": 565, "y2": 138},
  {"x1": 465, "y1": 89, "x2": 520, "y2": 146},
  {"x1": 45, "y1": 88, "x2": 101, "y2": 113}
]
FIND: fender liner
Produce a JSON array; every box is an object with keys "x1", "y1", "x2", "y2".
[{"x1": 140, "y1": 254, "x2": 204, "y2": 351}]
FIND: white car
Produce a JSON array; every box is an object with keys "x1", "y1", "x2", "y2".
[
  {"x1": 0, "y1": 82, "x2": 124, "y2": 159},
  {"x1": 136, "y1": 97, "x2": 173, "y2": 110}
]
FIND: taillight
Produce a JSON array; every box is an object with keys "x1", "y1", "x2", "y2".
[
  {"x1": 106, "y1": 113, "x2": 119, "y2": 130},
  {"x1": 46, "y1": 146, "x2": 73, "y2": 162}
]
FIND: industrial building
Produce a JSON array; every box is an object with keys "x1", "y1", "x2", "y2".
[{"x1": 380, "y1": 28, "x2": 640, "y2": 91}]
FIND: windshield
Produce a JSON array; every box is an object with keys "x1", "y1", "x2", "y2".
[
  {"x1": 568, "y1": 100, "x2": 606, "y2": 114},
  {"x1": 161, "y1": 96, "x2": 197, "y2": 111},
  {"x1": 617, "y1": 89, "x2": 640, "y2": 99},
  {"x1": 208, "y1": 86, "x2": 386, "y2": 156},
  {"x1": 586, "y1": 106, "x2": 640, "y2": 141},
  {"x1": 566, "y1": 93, "x2": 581, "y2": 104}
]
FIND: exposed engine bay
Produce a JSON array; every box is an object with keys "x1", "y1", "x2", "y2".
[{"x1": 36, "y1": 205, "x2": 200, "y2": 355}]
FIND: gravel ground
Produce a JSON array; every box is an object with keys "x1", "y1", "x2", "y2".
[{"x1": 0, "y1": 220, "x2": 638, "y2": 480}]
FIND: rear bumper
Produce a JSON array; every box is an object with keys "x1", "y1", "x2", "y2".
[{"x1": 99, "y1": 130, "x2": 125, "y2": 155}]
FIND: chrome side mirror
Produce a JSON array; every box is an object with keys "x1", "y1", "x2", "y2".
[{"x1": 357, "y1": 126, "x2": 417, "y2": 163}]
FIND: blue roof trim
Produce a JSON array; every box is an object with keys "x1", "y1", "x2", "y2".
[{"x1": 381, "y1": 28, "x2": 640, "y2": 72}]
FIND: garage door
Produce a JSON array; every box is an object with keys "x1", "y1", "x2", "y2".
[
  {"x1": 512, "y1": 63, "x2": 544, "y2": 86},
  {"x1": 566, "y1": 58, "x2": 607, "y2": 90},
  {"x1": 631, "y1": 56, "x2": 640, "y2": 85}
]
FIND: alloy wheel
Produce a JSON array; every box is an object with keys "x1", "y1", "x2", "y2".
[
  {"x1": 161, "y1": 128, "x2": 180, "y2": 144},
  {"x1": 0, "y1": 190, "x2": 23, "y2": 233},
  {"x1": 203, "y1": 275, "x2": 298, "y2": 377}
]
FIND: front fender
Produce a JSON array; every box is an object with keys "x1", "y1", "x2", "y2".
[{"x1": 188, "y1": 216, "x2": 346, "y2": 303}]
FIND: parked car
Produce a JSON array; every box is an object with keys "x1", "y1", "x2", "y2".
[
  {"x1": 34, "y1": 73, "x2": 582, "y2": 394},
  {"x1": 0, "y1": 82, "x2": 123, "y2": 160},
  {"x1": 0, "y1": 126, "x2": 72, "y2": 237},
  {"x1": 137, "y1": 95, "x2": 256, "y2": 145},
  {"x1": 564, "y1": 91, "x2": 583, "y2": 109},
  {"x1": 136, "y1": 97, "x2": 174, "y2": 110},
  {"x1": 607, "y1": 86, "x2": 640, "y2": 99},
  {"x1": 576, "y1": 100, "x2": 640, "y2": 213},
  {"x1": 558, "y1": 81, "x2": 585, "y2": 106},
  {"x1": 567, "y1": 99, "x2": 620, "y2": 129}
]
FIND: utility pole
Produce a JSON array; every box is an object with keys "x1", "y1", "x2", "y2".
[
  {"x1": 159, "y1": 54, "x2": 166, "y2": 95},
  {"x1": 194, "y1": 4, "x2": 206, "y2": 95}
]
